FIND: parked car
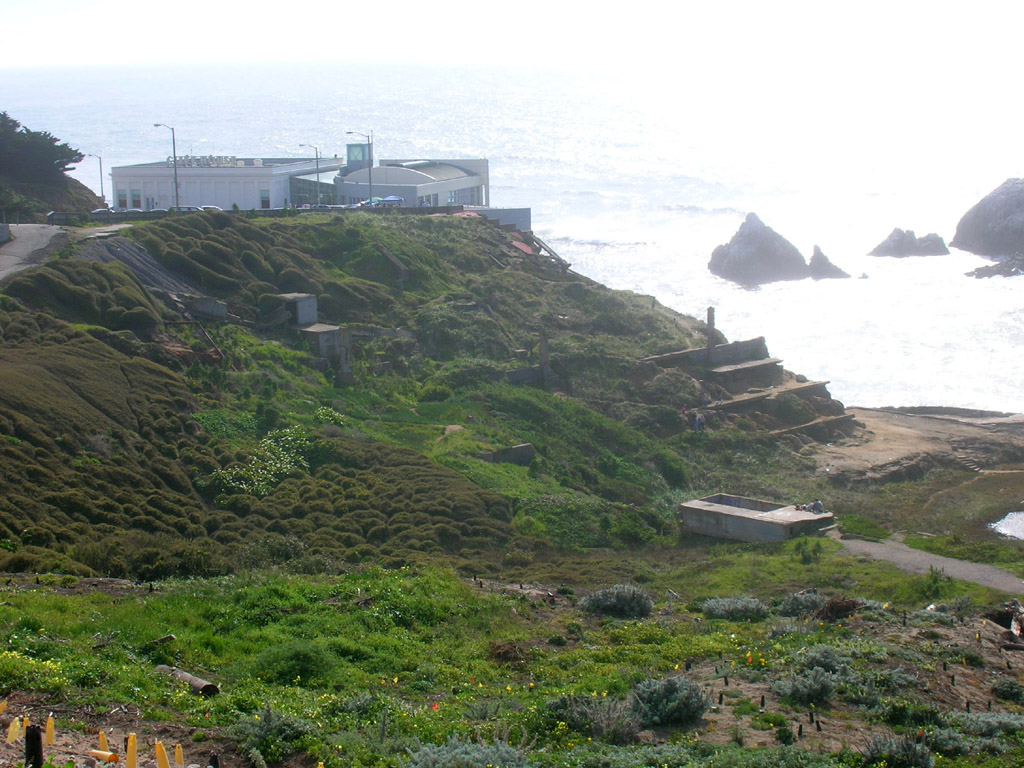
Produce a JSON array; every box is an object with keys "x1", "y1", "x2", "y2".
[
  {"x1": 168, "y1": 206, "x2": 204, "y2": 213},
  {"x1": 200, "y1": 205, "x2": 223, "y2": 211}
]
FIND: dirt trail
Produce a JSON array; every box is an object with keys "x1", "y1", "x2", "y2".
[
  {"x1": 817, "y1": 407, "x2": 1024, "y2": 594},
  {"x1": 0, "y1": 224, "x2": 68, "y2": 282},
  {"x1": 829, "y1": 529, "x2": 1024, "y2": 594}
]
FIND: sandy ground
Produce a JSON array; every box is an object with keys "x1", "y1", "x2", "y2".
[
  {"x1": 813, "y1": 407, "x2": 1024, "y2": 594},
  {"x1": 815, "y1": 407, "x2": 1024, "y2": 480}
]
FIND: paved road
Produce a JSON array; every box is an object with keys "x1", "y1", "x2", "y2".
[
  {"x1": 0, "y1": 224, "x2": 66, "y2": 282},
  {"x1": 831, "y1": 530, "x2": 1024, "y2": 594}
]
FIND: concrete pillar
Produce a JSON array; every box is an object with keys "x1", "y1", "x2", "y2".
[{"x1": 705, "y1": 306, "x2": 716, "y2": 364}]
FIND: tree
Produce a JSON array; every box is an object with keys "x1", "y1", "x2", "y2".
[{"x1": 0, "y1": 111, "x2": 83, "y2": 183}]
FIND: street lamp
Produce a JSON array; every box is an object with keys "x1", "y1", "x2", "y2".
[
  {"x1": 299, "y1": 143, "x2": 321, "y2": 205},
  {"x1": 346, "y1": 129, "x2": 373, "y2": 204},
  {"x1": 85, "y1": 153, "x2": 105, "y2": 207},
  {"x1": 153, "y1": 123, "x2": 180, "y2": 210}
]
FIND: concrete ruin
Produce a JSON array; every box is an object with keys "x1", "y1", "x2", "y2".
[{"x1": 677, "y1": 493, "x2": 834, "y2": 543}]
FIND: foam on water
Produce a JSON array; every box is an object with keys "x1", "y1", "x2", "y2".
[{"x1": 991, "y1": 512, "x2": 1024, "y2": 540}]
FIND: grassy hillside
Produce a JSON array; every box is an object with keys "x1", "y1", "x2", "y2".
[
  {"x1": 3, "y1": 210, "x2": 1024, "y2": 767},
  {"x1": 1, "y1": 560, "x2": 1021, "y2": 768},
  {"x1": 0, "y1": 212, "x2": 746, "y2": 578}
]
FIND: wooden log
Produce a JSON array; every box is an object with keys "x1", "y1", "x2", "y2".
[
  {"x1": 154, "y1": 665, "x2": 219, "y2": 697},
  {"x1": 1001, "y1": 643, "x2": 1024, "y2": 651}
]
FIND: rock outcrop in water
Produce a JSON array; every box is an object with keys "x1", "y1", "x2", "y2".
[
  {"x1": 951, "y1": 178, "x2": 1024, "y2": 257},
  {"x1": 809, "y1": 245, "x2": 850, "y2": 280},
  {"x1": 967, "y1": 254, "x2": 1024, "y2": 279},
  {"x1": 869, "y1": 228, "x2": 949, "y2": 257},
  {"x1": 709, "y1": 213, "x2": 809, "y2": 286}
]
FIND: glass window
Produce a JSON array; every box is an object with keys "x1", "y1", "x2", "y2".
[
  {"x1": 117, "y1": 190, "x2": 127, "y2": 209},
  {"x1": 260, "y1": 189, "x2": 270, "y2": 209},
  {"x1": 131, "y1": 189, "x2": 141, "y2": 208}
]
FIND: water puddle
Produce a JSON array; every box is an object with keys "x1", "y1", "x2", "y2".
[{"x1": 990, "y1": 511, "x2": 1024, "y2": 539}]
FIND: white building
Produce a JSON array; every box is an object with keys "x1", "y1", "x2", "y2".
[
  {"x1": 335, "y1": 158, "x2": 489, "y2": 207},
  {"x1": 111, "y1": 155, "x2": 341, "y2": 211}
]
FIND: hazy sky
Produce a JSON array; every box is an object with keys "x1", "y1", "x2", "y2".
[{"x1": 2, "y1": 0, "x2": 1021, "y2": 90}]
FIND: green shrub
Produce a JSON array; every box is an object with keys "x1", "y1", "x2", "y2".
[
  {"x1": 401, "y1": 735, "x2": 534, "y2": 768},
  {"x1": 774, "y1": 394, "x2": 815, "y2": 426},
  {"x1": 774, "y1": 724, "x2": 796, "y2": 745},
  {"x1": 926, "y1": 728, "x2": 970, "y2": 757},
  {"x1": 875, "y1": 699, "x2": 943, "y2": 728},
  {"x1": 229, "y1": 706, "x2": 316, "y2": 765},
  {"x1": 702, "y1": 597, "x2": 768, "y2": 621},
  {"x1": 771, "y1": 667, "x2": 837, "y2": 706},
  {"x1": 581, "y1": 584, "x2": 653, "y2": 618},
  {"x1": 631, "y1": 676, "x2": 709, "y2": 727},
  {"x1": 777, "y1": 591, "x2": 826, "y2": 617},
  {"x1": 949, "y1": 712, "x2": 1024, "y2": 736},
  {"x1": 545, "y1": 695, "x2": 640, "y2": 745},
  {"x1": 861, "y1": 735, "x2": 933, "y2": 768},
  {"x1": 992, "y1": 678, "x2": 1024, "y2": 704},
  {"x1": 252, "y1": 639, "x2": 335, "y2": 686},
  {"x1": 801, "y1": 644, "x2": 849, "y2": 674}
]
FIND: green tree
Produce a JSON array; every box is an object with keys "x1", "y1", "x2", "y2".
[{"x1": 0, "y1": 111, "x2": 83, "y2": 182}]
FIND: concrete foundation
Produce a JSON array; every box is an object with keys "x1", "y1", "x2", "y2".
[{"x1": 678, "y1": 493, "x2": 833, "y2": 543}]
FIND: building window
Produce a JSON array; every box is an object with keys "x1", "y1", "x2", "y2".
[
  {"x1": 260, "y1": 189, "x2": 270, "y2": 209},
  {"x1": 448, "y1": 190, "x2": 457, "y2": 204},
  {"x1": 131, "y1": 189, "x2": 142, "y2": 209},
  {"x1": 117, "y1": 190, "x2": 127, "y2": 209}
]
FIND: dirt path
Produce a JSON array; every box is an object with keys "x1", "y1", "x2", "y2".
[
  {"x1": 829, "y1": 529, "x2": 1024, "y2": 594},
  {"x1": 814, "y1": 406, "x2": 1024, "y2": 594},
  {"x1": 0, "y1": 224, "x2": 68, "y2": 282}
]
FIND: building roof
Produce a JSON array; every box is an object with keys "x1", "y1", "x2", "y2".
[
  {"x1": 680, "y1": 494, "x2": 832, "y2": 526},
  {"x1": 386, "y1": 161, "x2": 473, "y2": 181},
  {"x1": 118, "y1": 157, "x2": 342, "y2": 171},
  {"x1": 341, "y1": 162, "x2": 477, "y2": 185}
]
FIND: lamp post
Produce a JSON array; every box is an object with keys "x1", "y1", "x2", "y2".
[
  {"x1": 299, "y1": 143, "x2": 321, "y2": 205},
  {"x1": 153, "y1": 123, "x2": 180, "y2": 210},
  {"x1": 346, "y1": 129, "x2": 373, "y2": 204},
  {"x1": 85, "y1": 153, "x2": 105, "y2": 207}
]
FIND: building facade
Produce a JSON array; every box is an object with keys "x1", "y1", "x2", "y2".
[
  {"x1": 335, "y1": 158, "x2": 489, "y2": 207},
  {"x1": 110, "y1": 155, "x2": 342, "y2": 211}
]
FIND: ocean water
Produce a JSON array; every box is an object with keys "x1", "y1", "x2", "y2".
[
  {"x1": 991, "y1": 512, "x2": 1024, "y2": 540},
  {"x1": 3, "y1": 63, "x2": 1022, "y2": 412}
]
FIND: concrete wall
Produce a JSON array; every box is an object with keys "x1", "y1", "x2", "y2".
[
  {"x1": 645, "y1": 338, "x2": 770, "y2": 368},
  {"x1": 678, "y1": 507, "x2": 791, "y2": 543},
  {"x1": 111, "y1": 159, "x2": 341, "y2": 210},
  {"x1": 475, "y1": 208, "x2": 532, "y2": 231},
  {"x1": 0, "y1": 224, "x2": 9, "y2": 245}
]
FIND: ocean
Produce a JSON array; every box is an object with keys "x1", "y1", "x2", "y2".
[{"x1": 3, "y1": 63, "x2": 1022, "y2": 412}]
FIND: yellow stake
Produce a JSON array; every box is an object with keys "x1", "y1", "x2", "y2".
[
  {"x1": 98, "y1": 730, "x2": 109, "y2": 751},
  {"x1": 6, "y1": 717, "x2": 20, "y2": 744},
  {"x1": 22, "y1": 715, "x2": 29, "y2": 730},
  {"x1": 155, "y1": 740, "x2": 171, "y2": 768},
  {"x1": 0, "y1": 699, "x2": 7, "y2": 715},
  {"x1": 174, "y1": 743, "x2": 184, "y2": 767},
  {"x1": 126, "y1": 733, "x2": 138, "y2": 768},
  {"x1": 45, "y1": 716, "x2": 55, "y2": 746}
]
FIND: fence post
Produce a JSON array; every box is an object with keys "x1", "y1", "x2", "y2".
[{"x1": 25, "y1": 724, "x2": 44, "y2": 768}]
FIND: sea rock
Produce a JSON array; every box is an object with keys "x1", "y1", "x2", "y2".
[
  {"x1": 967, "y1": 254, "x2": 1024, "y2": 279},
  {"x1": 951, "y1": 178, "x2": 1024, "y2": 257},
  {"x1": 708, "y1": 213, "x2": 809, "y2": 286},
  {"x1": 869, "y1": 228, "x2": 949, "y2": 257},
  {"x1": 808, "y1": 245, "x2": 850, "y2": 280}
]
